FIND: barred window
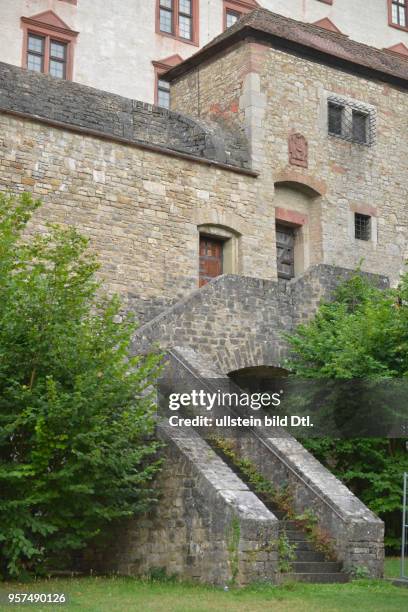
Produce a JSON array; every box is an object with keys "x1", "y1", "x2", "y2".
[
  {"x1": 49, "y1": 40, "x2": 67, "y2": 79},
  {"x1": 327, "y1": 96, "x2": 375, "y2": 146},
  {"x1": 355, "y1": 213, "x2": 371, "y2": 241},
  {"x1": 352, "y1": 110, "x2": 368, "y2": 145},
  {"x1": 179, "y1": 0, "x2": 192, "y2": 40},
  {"x1": 328, "y1": 102, "x2": 344, "y2": 136}
]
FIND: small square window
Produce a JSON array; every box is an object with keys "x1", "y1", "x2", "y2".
[
  {"x1": 328, "y1": 102, "x2": 344, "y2": 136},
  {"x1": 355, "y1": 213, "x2": 371, "y2": 241}
]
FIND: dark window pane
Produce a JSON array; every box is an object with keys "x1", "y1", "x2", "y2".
[
  {"x1": 355, "y1": 213, "x2": 371, "y2": 241},
  {"x1": 328, "y1": 103, "x2": 343, "y2": 136},
  {"x1": 276, "y1": 224, "x2": 295, "y2": 280},
  {"x1": 352, "y1": 110, "x2": 368, "y2": 144}
]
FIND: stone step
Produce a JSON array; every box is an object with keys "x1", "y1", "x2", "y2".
[
  {"x1": 281, "y1": 529, "x2": 307, "y2": 539},
  {"x1": 280, "y1": 520, "x2": 303, "y2": 529},
  {"x1": 281, "y1": 572, "x2": 348, "y2": 584},
  {"x1": 291, "y1": 561, "x2": 342, "y2": 573},
  {"x1": 293, "y1": 550, "x2": 326, "y2": 562},
  {"x1": 286, "y1": 540, "x2": 316, "y2": 551}
]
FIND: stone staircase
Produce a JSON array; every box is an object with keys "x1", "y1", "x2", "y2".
[
  {"x1": 155, "y1": 346, "x2": 384, "y2": 582},
  {"x1": 275, "y1": 512, "x2": 348, "y2": 583},
  {"x1": 209, "y1": 441, "x2": 349, "y2": 583}
]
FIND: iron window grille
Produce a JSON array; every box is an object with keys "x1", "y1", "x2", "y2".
[
  {"x1": 327, "y1": 96, "x2": 376, "y2": 146},
  {"x1": 355, "y1": 213, "x2": 371, "y2": 241}
]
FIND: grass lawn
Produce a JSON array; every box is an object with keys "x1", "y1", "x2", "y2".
[{"x1": 0, "y1": 558, "x2": 406, "y2": 612}]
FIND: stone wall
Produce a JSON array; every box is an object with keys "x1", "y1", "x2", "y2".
[
  {"x1": 160, "y1": 347, "x2": 384, "y2": 578},
  {"x1": 0, "y1": 85, "x2": 278, "y2": 324},
  {"x1": 171, "y1": 38, "x2": 408, "y2": 285},
  {"x1": 0, "y1": 62, "x2": 249, "y2": 170},
  {"x1": 82, "y1": 422, "x2": 279, "y2": 586},
  {"x1": 134, "y1": 266, "x2": 388, "y2": 374}
]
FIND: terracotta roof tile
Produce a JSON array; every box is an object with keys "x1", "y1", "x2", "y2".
[{"x1": 164, "y1": 8, "x2": 408, "y2": 87}]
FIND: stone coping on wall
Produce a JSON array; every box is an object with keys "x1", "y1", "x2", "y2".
[
  {"x1": 165, "y1": 346, "x2": 381, "y2": 526},
  {"x1": 158, "y1": 420, "x2": 279, "y2": 525},
  {"x1": 0, "y1": 61, "x2": 252, "y2": 173}
]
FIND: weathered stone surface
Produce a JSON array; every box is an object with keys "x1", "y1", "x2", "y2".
[
  {"x1": 0, "y1": 61, "x2": 249, "y2": 170},
  {"x1": 82, "y1": 422, "x2": 279, "y2": 586},
  {"x1": 134, "y1": 266, "x2": 388, "y2": 374},
  {"x1": 159, "y1": 347, "x2": 384, "y2": 578}
]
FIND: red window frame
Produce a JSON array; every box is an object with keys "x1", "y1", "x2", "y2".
[
  {"x1": 21, "y1": 14, "x2": 78, "y2": 80},
  {"x1": 223, "y1": 1, "x2": 259, "y2": 31},
  {"x1": 156, "y1": 0, "x2": 199, "y2": 46},
  {"x1": 388, "y1": 0, "x2": 408, "y2": 31},
  {"x1": 152, "y1": 55, "x2": 183, "y2": 107}
]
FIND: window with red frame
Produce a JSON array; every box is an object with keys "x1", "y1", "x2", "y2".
[
  {"x1": 157, "y1": 77, "x2": 171, "y2": 109},
  {"x1": 226, "y1": 9, "x2": 241, "y2": 28},
  {"x1": 390, "y1": 0, "x2": 408, "y2": 28},
  {"x1": 26, "y1": 33, "x2": 68, "y2": 79},
  {"x1": 223, "y1": 1, "x2": 258, "y2": 31},
  {"x1": 158, "y1": 0, "x2": 197, "y2": 43}
]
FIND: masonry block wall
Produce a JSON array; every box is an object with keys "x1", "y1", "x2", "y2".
[
  {"x1": 171, "y1": 37, "x2": 408, "y2": 286},
  {"x1": 82, "y1": 423, "x2": 279, "y2": 585},
  {"x1": 134, "y1": 267, "x2": 388, "y2": 375},
  {"x1": 0, "y1": 63, "x2": 280, "y2": 323}
]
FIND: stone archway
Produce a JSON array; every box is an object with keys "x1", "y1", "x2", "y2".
[{"x1": 229, "y1": 365, "x2": 289, "y2": 392}]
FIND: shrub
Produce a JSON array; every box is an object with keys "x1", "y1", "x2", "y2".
[{"x1": 0, "y1": 193, "x2": 162, "y2": 578}]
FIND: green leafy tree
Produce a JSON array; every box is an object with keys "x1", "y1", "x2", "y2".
[
  {"x1": 286, "y1": 272, "x2": 408, "y2": 551},
  {"x1": 0, "y1": 193, "x2": 162, "y2": 578}
]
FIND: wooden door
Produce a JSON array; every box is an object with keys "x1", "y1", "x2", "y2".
[
  {"x1": 199, "y1": 236, "x2": 223, "y2": 287},
  {"x1": 276, "y1": 224, "x2": 295, "y2": 279}
]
